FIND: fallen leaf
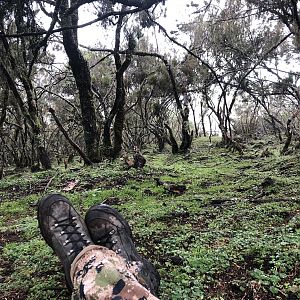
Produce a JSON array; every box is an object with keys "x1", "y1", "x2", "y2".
[{"x1": 62, "y1": 179, "x2": 79, "y2": 191}]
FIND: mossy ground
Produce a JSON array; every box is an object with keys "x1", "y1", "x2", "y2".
[{"x1": 0, "y1": 137, "x2": 299, "y2": 300}]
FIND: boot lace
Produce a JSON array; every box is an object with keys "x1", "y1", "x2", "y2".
[
  {"x1": 96, "y1": 229, "x2": 122, "y2": 254},
  {"x1": 54, "y1": 216, "x2": 90, "y2": 256}
]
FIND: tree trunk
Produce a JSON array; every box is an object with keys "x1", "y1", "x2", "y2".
[
  {"x1": 103, "y1": 10, "x2": 133, "y2": 158},
  {"x1": 179, "y1": 104, "x2": 193, "y2": 153},
  {"x1": 0, "y1": 87, "x2": 7, "y2": 179},
  {"x1": 280, "y1": 109, "x2": 300, "y2": 154},
  {"x1": 164, "y1": 61, "x2": 192, "y2": 153},
  {"x1": 150, "y1": 128, "x2": 165, "y2": 152},
  {"x1": 0, "y1": 149, "x2": 4, "y2": 180},
  {"x1": 21, "y1": 77, "x2": 52, "y2": 169},
  {"x1": 60, "y1": 0, "x2": 100, "y2": 162},
  {"x1": 200, "y1": 101, "x2": 206, "y2": 137},
  {"x1": 190, "y1": 100, "x2": 199, "y2": 137},
  {"x1": 113, "y1": 104, "x2": 125, "y2": 158},
  {"x1": 165, "y1": 123, "x2": 179, "y2": 154}
]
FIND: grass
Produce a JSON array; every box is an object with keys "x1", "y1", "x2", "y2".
[{"x1": 0, "y1": 137, "x2": 299, "y2": 299}]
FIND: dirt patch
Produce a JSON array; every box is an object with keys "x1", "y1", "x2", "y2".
[
  {"x1": 0, "y1": 170, "x2": 165, "y2": 201},
  {"x1": 277, "y1": 161, "x2": 300, "y2": 176},
  {"x1": 102, "y1": 197, "x2": 125, "y2": 206},
  {"x1": 0, "y1": 232, "x2": 22, "y2": 284},
  {"x1": 72, "y1": 175, "x2": 131, "y2": 191},
  {"x1": 207, "y1": 262, "x2": 269, "y2": 300},
  {"x1": 61, "y1": 175, "x2": 129, "y2": 192},
  {"x1": 207, "y1": 255, "x2": 299, "y2": 300},
  {"x1": 0, "y1": 259, "x2": 16, "y2": 295},
  {"x1": 2, "y1": 290, "x2": 27, "y2": 300},
  {"x1": 157, "y1": 210, "x2": 190, "y2": 225},
  {"x1": 0, "y1": 178, "x2": 52, "y2": 200},
  {"x1": 0, "y1": 230, "x2": 23, "y2": 247},
  {"x1": 74, "y1": 176, "x2": 107, "y2": 191},
  {"x1": 0, "y1": 259, "x2": 14, "y2": 277}
]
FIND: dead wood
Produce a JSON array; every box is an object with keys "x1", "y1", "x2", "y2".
[{"x1": 124, "y1": 152, "x2": 146, "y2": 169}]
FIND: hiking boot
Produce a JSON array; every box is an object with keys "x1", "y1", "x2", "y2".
[
  {"x1": 37, "y1": 194, "x2": 93, "y2": 290},
  {"x1": 85, "y1": 204, "x2": 160, "y2": 295}
]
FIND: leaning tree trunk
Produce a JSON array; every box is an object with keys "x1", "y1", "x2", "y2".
[
  {"x1": 60, "y1": 0, "x2": 100, "y2": 162},
  {"x1": 49, "y1": 108, "x2": 93, "y2": 165},
  {"x1": 281, "y1": 119, "x2": 293, "y2": 155}
]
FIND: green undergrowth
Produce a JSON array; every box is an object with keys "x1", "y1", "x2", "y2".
[{"x1": 0, "y1": 137, "x2": 299, "y2": 299}]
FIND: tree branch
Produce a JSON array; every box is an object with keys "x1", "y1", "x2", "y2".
[
  {"x1": 1, "y1": 6, "x2": 146, "y2": 38},
  {"x1": 48, "y1": 107, "x2": 93, "y2": 165}
]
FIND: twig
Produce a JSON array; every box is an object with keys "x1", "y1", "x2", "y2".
[{"x1": 44, "y1": 174, "x2": 57, "y2": 192}]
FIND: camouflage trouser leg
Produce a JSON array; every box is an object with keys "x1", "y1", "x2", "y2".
[{"x1": 70, "y1": 245, "x2": 159, "y2": 300}]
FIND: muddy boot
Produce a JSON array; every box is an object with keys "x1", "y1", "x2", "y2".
[
  {"x1": 37, "y1": 194, "x2": 93, "y2": 290},
  {"x1": 85, "y1": 204, "x2": 160, "y2": 295}
]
